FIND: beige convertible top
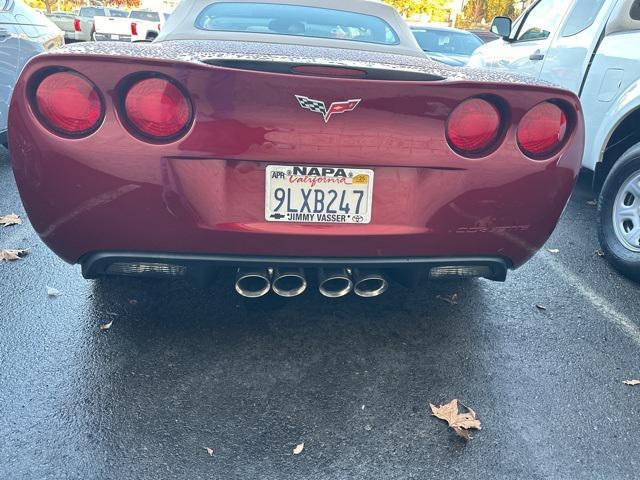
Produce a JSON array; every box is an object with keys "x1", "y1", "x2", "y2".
[{"x1": 155, "y1": 0, "x2": 425, "y2": 57}]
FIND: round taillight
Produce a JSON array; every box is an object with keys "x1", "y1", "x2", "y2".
[
  {"x1": 124, "y1": 77, "x2": 191, "y2": 141},
  {"x1": 517, "y1": 102, "x2": 568, "y2": 159},
  {"x1": 35, "y1": 71, "x2": 102, "y2": 136},
  {"x1": 446, "y1": 98, "x2": 501, "y2": 156}
]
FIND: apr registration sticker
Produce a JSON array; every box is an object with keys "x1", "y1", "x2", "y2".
[{"x1": 265, "y1": 165, "x2": 374, "y2": 224}]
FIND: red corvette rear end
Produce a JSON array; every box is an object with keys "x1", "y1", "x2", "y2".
[{"x1": 8, "y1": 40, "x2": 583, "y2": 298}]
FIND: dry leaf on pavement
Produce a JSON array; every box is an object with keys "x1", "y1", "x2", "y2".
[
  {"x1": 437, "y1": 293, "x2": 458, "y2": 305},
  {"x1": 204, "y1": 447, "x2": 214, "y2": 456},
  {"x1": 293, "y1": 442, "x2": 304, "y2": 455},
  {"x1": 430, "y1": 399, "x2": 481, "y2": 441},
  {"x1": 0, "y1": 249, "x2": 28, "y2": 261},
  {"x1": 547, "y1": 248, "x2": 560, "y2": 254},
  {"x1": 596, "y1": 249, "x2": 605, "y2": 257},
  {"x1": 536, "y1": 304, "x2": 547, "y2": 311},
  {"x1": 586, "y1": 200, "x2": 598, "y2": 206},
  {"x1": 623, "y1": 380, "x2": 640, "y2": 386},
  {"x1": 46, "y1": 286, "x2": 61, "y2": 297},
  {"x1": 99, "y1": 320, "x2": 114, "y2": 331},
  {"x1": 0, "y1": 214, "x2": 21, "y2": 227}
]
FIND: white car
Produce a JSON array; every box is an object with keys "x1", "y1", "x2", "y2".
[
  {"x1": 130, "y1": 10, "x2": 167, "y2": 42},
  {"x1": 469, "y1": 0, "x2": 640, "y2": 280}
]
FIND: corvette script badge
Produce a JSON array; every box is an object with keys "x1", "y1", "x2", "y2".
[{"x1": 295, "y1": 95, "x2": 361, "y2": 123}]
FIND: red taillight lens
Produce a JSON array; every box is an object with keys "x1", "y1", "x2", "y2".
[
  {"x1": 131, "y1": 22, "x2": 137, "y2": 36},
  {"x1": 34, "y1": 71, "x2": 102, "y2": 136},
  {"x1": 517, "y1": 102, "x2": 568, "y2": 159},
  {"x1": 446, "y1": 98, "x2": 501, "y2": 156},
  {"x1": 124, "y1": 77, "x2": 191, "y2": 140},
  {"x1": 73, "y1": 18, "x2": 80, "y2": 31}
]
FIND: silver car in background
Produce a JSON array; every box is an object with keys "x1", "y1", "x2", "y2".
[
  {"x1": 0, "y1": 0, "x2": 63, "y2": 145},
  {"x1": 45, "y1": 11, "x2": 75, "y2": 43},
  {"x1": 410, "y1": 25, "x2": 483, "y2": 66}
]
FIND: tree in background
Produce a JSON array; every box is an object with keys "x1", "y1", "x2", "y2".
[
  {"x1": 26, "y1": 0, "x2": 140, "y2": 12},
  {"x1": 384, "y1": 0, "x2": 452, "y2": 23},
  {"x1": 459, "y1": 0, "x2": 517, "y2": 28}
]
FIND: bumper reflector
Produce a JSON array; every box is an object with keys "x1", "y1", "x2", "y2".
[
  {"x1": 429, "y1": 265, "x2": 493, "y2": 279},
  {"x1": 106, "y1": 262, "x2": 187, "y2": 277}
]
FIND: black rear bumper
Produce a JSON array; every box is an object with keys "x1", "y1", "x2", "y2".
[{"x1": 80, "y1": 251, "x2": 510, "y2": 284}]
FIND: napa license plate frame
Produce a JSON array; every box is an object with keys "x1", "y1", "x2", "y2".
[{"x1": 265, "y1": 165, "x2": 374, "y2": 224}]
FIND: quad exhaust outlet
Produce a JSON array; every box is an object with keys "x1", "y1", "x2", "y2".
[
  {"x1": 318, "y1": 268, "x2": 354, "y2": 298},
  {"x1": 271, "y1": 268, "x2": 307, "y2": 297},
  {"x1": 352, "y1": 269, "x2": 389, "y2": 298},
  {"x1": 235, "y1": 268, "x2": 271, "y2": 298},
  {"x1": 236, "y1": 267, "x2": 390, "y2": 299}
]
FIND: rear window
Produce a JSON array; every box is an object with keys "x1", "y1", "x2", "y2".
[
  {"x1": 130, "y1": 11, "x2": 160, "y2": 22},
  {"x1": 195, "y1": 2, "x2": 400, "y2": 45},
  {"x1": 79, "y1": 7, "x2": 105, "y2": 18},
  {"x1": 633, "y1": 0, "x2": 640, "y2": 20},
  {"x1": 412, "y1": 29, "x2": 482, "y2": 56},
  {"x1": 561, "y1": 0, "x2": 606, "y2": 37},
  {"x1": 109, "y1": 9, "x2": 129, "y2": 18}
]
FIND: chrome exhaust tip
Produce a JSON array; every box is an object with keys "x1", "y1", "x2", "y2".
[
  {"x1": 272, "y1": 268, "x2": 307, "y2": 297},
  {"x1": 318, "y1": 268, "x2": 353, "y2": 298},
  {"x1": 235, "y1": 268, "x2": 271, "y2": 298},
  {"x1": 352, "y1": 269, "x2": 389, "y2": 298}
]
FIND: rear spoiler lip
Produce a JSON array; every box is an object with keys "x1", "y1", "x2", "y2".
[
  {"x1": 43, "y1": 38, "x2": 557, "y2": 87},
  {"x1": 201, "y1": 58, "x2": 445, "y2": 82}
]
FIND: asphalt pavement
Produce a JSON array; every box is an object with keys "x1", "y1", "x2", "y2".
[{"x1": 1, "y1": 146, "x2": 639, "y2": 479}]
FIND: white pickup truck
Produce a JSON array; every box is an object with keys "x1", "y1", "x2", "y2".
[
  {"x1": 130, "y1": 10, "x2": 166, "y2": 42},
  {"x1": 93, "y1": 10, "x2": 166, "y2": 43},
  {"x1": 469, "y1": 0, "x2": 640, "y2": 280},
  {"x1": 93, "y1": 8, "x2": 130, "y2": 42}
]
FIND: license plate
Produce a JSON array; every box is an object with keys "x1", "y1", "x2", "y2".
[
  {"x1": 265, "y1": 165, "x2": 373, "y2": 224},
  {"x1": 112, "y1": 34, "x2": 119, "y2": 40}
]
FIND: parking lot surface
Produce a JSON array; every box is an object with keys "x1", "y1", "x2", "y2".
[{"x1": 1, "y1": 147, "x2": 639, "y2": 479}]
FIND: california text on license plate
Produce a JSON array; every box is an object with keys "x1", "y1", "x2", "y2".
[{"x1": 265, "y1": 165, "x2": 374, "y2": 224}]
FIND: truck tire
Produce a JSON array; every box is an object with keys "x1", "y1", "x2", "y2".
[{"x1": 598, "y1": 144, "x2": 640, "y2": 281}]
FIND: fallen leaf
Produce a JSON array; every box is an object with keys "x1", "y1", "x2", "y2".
[
  {"x1": 46, "y1": 286, "x2": 61, "y2": 297},
  {"x1": 547, "y1": 248, "x2": 560, "y2": 254},
  {"x1": 0, "y1": 213, "x2": 22, "y2": 227},
  {"x1": 536, "y1": 304, "x2": 547, "y2": 311},
  {"x1": 430, "y1": 399, "x2": 481, "y2": 441},
  {"x1": 596, "y1": 249, "x2": 605, "y2": 257},
  {"x1": 0, "y1": 249, "x2": 28, "y2": 261},
  {"x1": 437, "y1": 293, "x2": 459, "y2": 305},
  {"x1": 623, "y1": 380, "x2": 640, "y2": 386},
  {"x1": 100, "y1": 320, "x2": 114, "y2": 331},
  {"x1": 586, "y1": 200, "x2": 598, "y2": 206},
  {"x1": 205, "y1": 447, "x2": 214, "y2": 456},
  {"x1": 293, "y1": 442, "x2": 304, "y2": 455}
]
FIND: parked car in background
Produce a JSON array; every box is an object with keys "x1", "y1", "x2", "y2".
[
  {"x1": 9, "y1": 0, "x2": 584, "y2": 299},
  {"x1": 469, "y1": 0, "x2": 640, "y2": 280},
  {"x1": 73, "y1": 6, "x2": 126, "y2": 42},
  {"x1": 410, "y1": 25, "x2": 483, "y2": 66},
  {"x1": 46, "y1": 11, "x2": 75, "y2": 43},
  {"x1": 468, "y1": 28, "x2": 499, "y2": 43},
  {"x1": 0, "y1": 0, "x2": 62, "y2": 145},
  {"x1": 129, "y1": 10, "x2": 164, "y2": 41},
  {"x1": 94, "y1": 8, "x2": 132, "y2": 41}
]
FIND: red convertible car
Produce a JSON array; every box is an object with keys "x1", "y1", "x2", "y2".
[{"x1": 9, "y1": 0, "x2": 584, "y2": 299}]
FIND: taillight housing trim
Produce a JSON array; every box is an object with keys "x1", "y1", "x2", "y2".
[
  {"x1": 445, "y1": 96, "x2": 508, "y2": 159},
  {"x1": 28, "y1": 68, "x2": 105, "y2": 138},
  {"x1": 517, "y1": 100, "x2": 573, "y2": 160},
  {"x1": 117, "y1": 72, "x2": 194, "y2": 144}
]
